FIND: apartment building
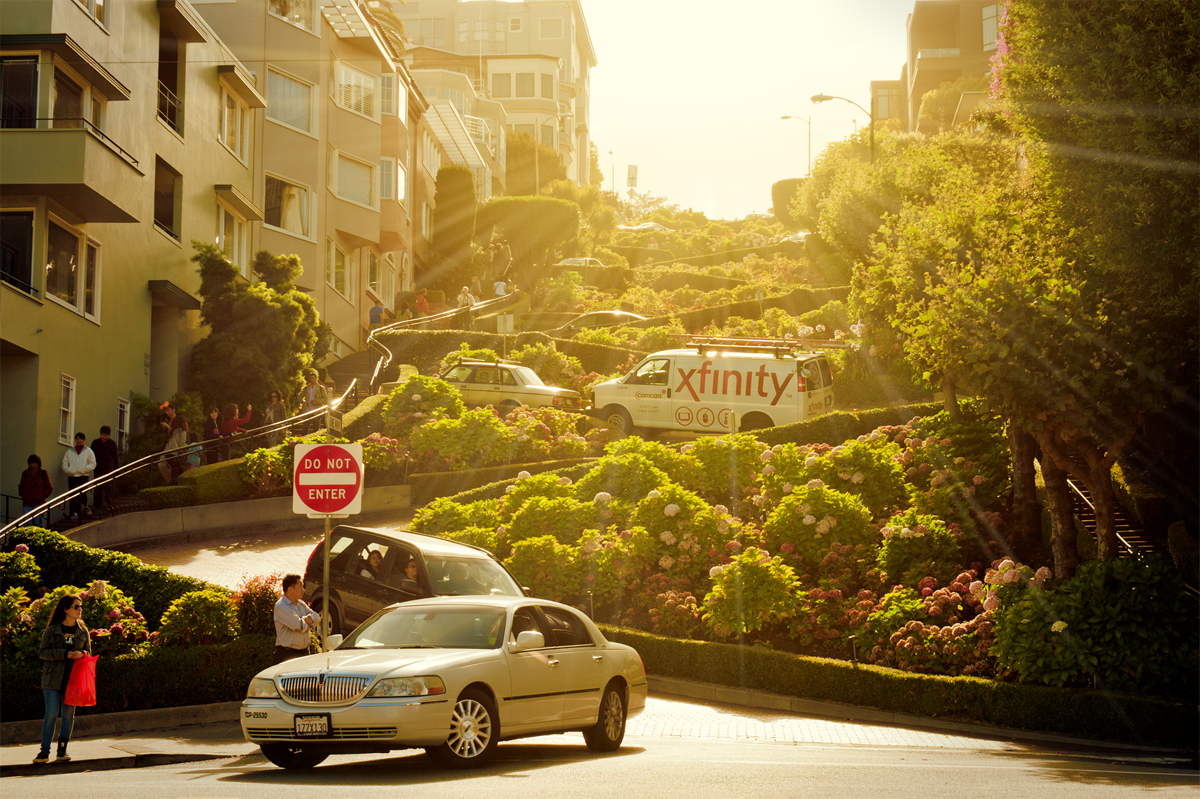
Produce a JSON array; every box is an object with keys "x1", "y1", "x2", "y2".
[
  {"x1": 390, "y1": 0, "x2": 597, "y2": 188},
  {"x1": 0, "y1": 0, "x2": 262, "y2": 517},
  {"x1": 871, "y1": 0, "x2": 1000, "y2": 134}
]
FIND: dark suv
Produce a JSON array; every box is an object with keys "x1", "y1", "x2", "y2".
[{"x1": 303, "y1": 526, "x2": 525, "y2": 636}]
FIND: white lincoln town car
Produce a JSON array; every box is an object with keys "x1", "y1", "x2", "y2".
[{"x1": 243, "y1": 596, "x2": 648, "y2": 768}]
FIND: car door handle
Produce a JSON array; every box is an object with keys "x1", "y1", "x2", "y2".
[
  {"x1": 592, "y1": 655, "x2": 604, "y2": 663},
  {"x1": 547, "y1": 659, "x2": 560, "y2": 668}
]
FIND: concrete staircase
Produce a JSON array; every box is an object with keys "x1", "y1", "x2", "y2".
[{"x1": 1068, "y1": 479, "x2": 1170, "y2": 556}]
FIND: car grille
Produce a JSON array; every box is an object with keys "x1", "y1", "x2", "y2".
[
  {"x1": 246, "y1": 726, "x2": 397, "y2": 740},
  {"x1": 279, "y1": 674, "x2": 371, "y2": 703}
]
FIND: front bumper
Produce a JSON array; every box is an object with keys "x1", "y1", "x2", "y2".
[{"x1": 241, "y1": 695, "x2": 452, "y2": 749}]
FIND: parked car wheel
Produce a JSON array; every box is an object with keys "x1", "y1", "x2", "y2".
[
  {"x1": 498, "y1": 400, "x2": 520, "y2": 417},
  {"x1": 603, "y1": 406, "x2": 635, "y2": 436},
  {"x1": 311, "y1": 597, "x2": 342, "y2": 638},
  {"x1": 260, "y1": 744, "x2": 328, "y2": 769},
  {"x1": 435, "y1": 689, "x2": 499, "y2": 767},
  {"x1": 583, "y1": 682, "x2": 627, "y2": 752}
]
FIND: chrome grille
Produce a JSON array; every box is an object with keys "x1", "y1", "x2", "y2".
[
  {"x1": 246, "y1": 726, "x2": 397, "y2": 740},
  {"x1": 278, "y1": 674, "x2": 371, "y2": 703}
]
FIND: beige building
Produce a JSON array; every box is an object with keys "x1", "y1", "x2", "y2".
[
  {"x1": 1, "y1": 0, "x2": 262, "y2": 520},
  {"x1": 390, "y1": 0, "x2": 596, "y2": 187}
]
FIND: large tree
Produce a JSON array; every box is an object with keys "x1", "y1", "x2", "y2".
[
  {"x1": 477, "y1": 196, "x2": 579, "y2": 292},
  {"x1": 505, "y1": 130, "x2": 567, "y2": 196},
  {"x1": 430, "y1": 163, "x2": 477, "y2": 286}
]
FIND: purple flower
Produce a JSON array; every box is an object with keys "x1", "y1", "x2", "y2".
[{"x1": 108, "y1": 609, "x2": 121, "y2": 619}]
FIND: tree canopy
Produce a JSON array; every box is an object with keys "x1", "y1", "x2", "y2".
[
  {"x1": 505, "y1": 130, "x2": 567, "y2": 196},
  {"x1": 477, "y1": 195, "x2": 579, "y2": 290},
  {"x1": 431, "y1": 163, "x2": 476, "y2": 276}
]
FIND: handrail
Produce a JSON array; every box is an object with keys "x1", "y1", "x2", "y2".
[
  {"x1": 1065, "y1": 478, "x2": 1135, "y2": 557},
  {"x1": 366, "y1": 293, "x2": 522, "y2": 393},
  {"x1": 0, "y1": 380, "x2": 357, "y2": 542},
  {"x1": 0, "y1": 117, "x2": 139, "y2": 167}
]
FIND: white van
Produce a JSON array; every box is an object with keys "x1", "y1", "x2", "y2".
[{"x1": 589, "y1": 337, "x2": 836, "y2": 435}]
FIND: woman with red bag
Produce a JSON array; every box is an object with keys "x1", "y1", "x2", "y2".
[{"x1": 34, "y1": 595, "x2": 91, "y2": 764}]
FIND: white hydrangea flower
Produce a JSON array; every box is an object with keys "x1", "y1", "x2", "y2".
[
  {"x1": 772, "y1": 444, "x2": 784, "y2": 452},
  {"x1": 497, "y1": 525, "x2": 507, "y2": 535},
  {"x1": 806, "y1": 479, "x2": 825, "y2": 490},
  {"x1": 805, "y1": 456, "x2": 819, "y2": 467},
  {"x1": 823, "y1": 515, "x2": 836, "y2": 528},
  {"x1": 760, "y1": 450, "x2": 775, "y2": 462},
  {"x1": 594, "y1": 492, "x2": 612, "y2": 503},
  {"x1": 681, "y1": 443, "x2": 694, "y2": 454},
  {"x1": 659, "y1": 555, "x2": 675, "y2": 569},
  {"x1": 782, "y1": 482, "x2": 793, "y2": 494},
  {"x1": 881, "y1": 526, "x2": 895, "y2": 539},
  {"x1": 803, "y1": 515, "x2": 817, "y2": 525},
  {"x1": 714, "y1": 504, "x2": 729, "y2": 516},
  {"x1": 815, "y1": 520, "x2": 830, "y2": 534},
  {"x1": 517, "y1": 434, "x2": 530, "y2": 442},
  {"x1": 899, "y1": 527, "x2": 913, "y2": 538},
  {"x1": 411, "y1": 394, "x2": 422, "y2": 402},
  {"x1": 660, "y1": 531, "x2": 677, "y2": 545},
  {"x1": 798, "y1": 503, "x2": 811, "y2": 514},
  {"x1": 717, "y1": 518, "x2": 730, "y2": 534},
  {"x1": 709, "y1": 565, "x2": 724, "y2": 577},
  {"x1": 752, "y1": 494, "x2": 767, "y2": 507},
  {"x1": 505, "y1": 485, "x2": 517, "y2": 494},
  {"x1": 517, "y1": 470, "x2": 531, "y2": 479},
  {"x1": 838, "y1": 470, "x2": 851, "y2": 481},
  {"x1": 559, "y1": 477, "x2": 572, "y2": 486},
  {"x1": 648, "y1": 490, "x2": 661, "y2": 500},
  {"x1": 664, "y1": 504, "x2": 681, "y2": 517},
  {"x1": 762, "y1": 464, "x2": 776, "y2": 475},
  {"x1": 851, "y1": 472, "x2": 864, "y2": 484}
]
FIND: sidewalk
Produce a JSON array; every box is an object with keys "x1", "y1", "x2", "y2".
[{"x1": 3, "y1": 679, "x2": 1195, "y2": 777}]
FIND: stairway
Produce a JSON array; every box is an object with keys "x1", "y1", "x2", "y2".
[{"x1": 1067, "y1": 479, "x2": 1170, "y2": 556}]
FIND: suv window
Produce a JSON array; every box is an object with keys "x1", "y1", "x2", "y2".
[
  {"x1": 500, "y1": 370, "x2": 518, "y2": 386},
  {"x1": 541, "y1": 606, "x2": 593, "y2": 647},
  {"x1": 472, "y1": 368, "x2": 497, "y2": 384}
]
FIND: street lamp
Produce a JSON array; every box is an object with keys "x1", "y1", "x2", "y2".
[
  {"x1": 533, "y1": 112, "x2": 567, "y2": 196},
  {"x1": 780, "y1": 115, "x2": 811, "y2": 177},
  {"x1": 608, "y1": 150, "x2": 614, "y2": 195},
  {"x1": 812, "y1": 93, "x2": 875, "y2": 164}
]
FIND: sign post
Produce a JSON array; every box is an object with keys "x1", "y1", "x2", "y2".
[{"x1": 293, "y1": 407, "x2": 362, "y2": 651}]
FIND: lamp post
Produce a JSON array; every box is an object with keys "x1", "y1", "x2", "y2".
[
  {"x1": 532, "y1": 112, "x2": 566, "y2": 196},
  {"x1": 812, "y1": 93, "x2": 875, "y2": 164},
  {"x1": 608, "y1": 150, "x2": 614, "y2": 194},
  {"x1": 780, "y1": 115, "x2": 811, "y2": 177}
]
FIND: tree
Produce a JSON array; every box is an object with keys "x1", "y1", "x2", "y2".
[
  {"x1": 542, "y1": 178, "x2": 618, "y2": 254},
  {"x1": 918, "y1": 76, "x2": 988, "y2": 131},
  {"x1": 770, "y1": 178, "x2": 805, "y2": 230},
  {"x1": 477, "y1": 196, "x2": 579, "y2": 292},
  {"x1": 430, "y1": 163, "x2": 476, "y2": 286},
  {"x1": 505, "y1": 130, "x2": 567, "y2": 196},
  {"x1": 588, "y1": 142, "x2": 605, "y2": 187},
  {"x1": 190, "y1": 243, "x2": 322, "y2": 415}
]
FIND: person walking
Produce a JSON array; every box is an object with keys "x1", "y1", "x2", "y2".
[
  {"x1": 301, "y1": 369, "x2": 329, "y2": 434},
  {"x1": 493, "y1": 276, "x2": 507, "y2": 297},
  {"x1": 273, "y1": 574, "x2": 319, "y2": 664},
  {"x1": 263, "y1": 389, "x2": 286, "y2": 447},
  {"x1": 61, "y1": 433, "x2": 95, "y2": 523},
  {"x1": 220, "y1": 402, "x2": 251, "y2": 460},
  {"x1": 202, "y1": 406, "x2": 223, "y2": 465},
  {"x1": 160, "y1": 414, "x2": 189, "y2": 484},
  {"x1": 89, "y1": 426, "x2": 119, "y2": 512},
  {"x1": 18, "y1": 455, "x2": 53, "y2": 527},
  {"x1": 414, "y1": 288, "x2": 430, "y2": 317},
  {"x1": 33, "y1": 594, "x2": 90, "y2": 764}
]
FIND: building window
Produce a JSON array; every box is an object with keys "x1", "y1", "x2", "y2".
[
  {"x1": 0, "y1": 210, "x2": 35, "y2": 294},
  {"x1": 495, "y1": 20, "x2": 506, "y2": 42},
  {"x1": 74, "y1": 0, "x2": 107, "y2": 26},
  {"x1": 382, "y1": 254, "x2": 395, "y2": 309},
  {"x1": 410, "y1": 18, "x2": 446, "y2": 48},
  {"x1": 539, "y1": 17, "x2": 563, "y2": 39},
  {"x1": 266, "y1": 68, "x2": 313, "y2": 133},
  {"x1": 380, "y1": 74, "x2": 396, "y2": 114},
  {"x1": 219, "y1": 84, "x2": 250, "y2": 162},
  {"x1": 366, "y1": 249, "x2": 381, "y2": 296},
  {"x1": 509, "y1": 17, "x2": 522, "y2": 33},
  {"x1": 397, "y1": 158, "x2": 408, "y2": 207},
  {"x1": 45, "y1": 220, "x2": 80, "y2": 307},
  {"x1": 422, "y1": 131, "x2": 439, "y2": 176},
  {"x1": 326, "y1": 239, "x2": 352, "y2": 297},
  {"x1": 116, "y1": 396, "x2": 130, "y2": 452},
  {"x1": 400, "y1": 252, "x2": 412, "y2": 292},
  {"x1": 541, "y1": 125, "x2": 554, "y2": 148},
  {"x1": 217, "y1": 201, "x2": 249, "y2": 274},
  {"x1": 334, "y1": 152, "x2": 375, "y2": 207},
  {"x1": 54, "y1": 70, "x2": 84, "y2": 128},
  {"x1": 492, "y1": 73, "x2": 511, "y2": 98},
  {"x1": 268, "y1": 0, "x2": 315, "y2": 32},
  {"x1": 512, "y1": 123, "x2": 534, "y2": 138},
  {"x1": 515, "y1": 73, "x2": 534, "y2": 98},
  {"x1": 421, "y1": 202, "x2": 432, "y2": 240},
  {"x1": 380, "y1": 157, "x2": 395, "y2": 200},
  {"x1": 264, "y1": 174, "x2": 311, "y2": 237},
  {"x1": 982, "y1": 4, "x2": 999, "y2": 51},
  {"x1": 84, "y1": 240, "x2": 99, "y2": 319},
  {"x1": 395, "y1": 76, "x2": 409, "y2": 121},
  {"x1": 153, "y1": 157, "x2": 181, "y2": 239},
  {"x1": 157, "y1": 27, "x2": 184, "y2": 133},
  {"x1": 0, "y1": 58, "x2": 38, "y2": 129},
  {"x1": 334, "y1": 62, "x2": 377, "y2": 119},
  {"x1": 59, "y1": 374, "x2": 76, "y2": 445},
  {"x1": 541, "y1": 74, "x2": 554, "y2": 100}
]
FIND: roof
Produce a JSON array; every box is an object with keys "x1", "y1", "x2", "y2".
[{"x1": 333, "y1": 525, "x2": 499, "y2": 558}]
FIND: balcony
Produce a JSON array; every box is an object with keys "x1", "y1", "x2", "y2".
[
  {"x1": 464, "y1": 115, "x2": 493, "y2": 157},
  {"x1": 917, "y1": 48, "x2": 961, "y2": 59},
  {"x1": 0, "y1": 121, "x2": 142, "y2": 223},
  {"x1": 158, "y1": 81, "x2": 181, "y2": 133}
]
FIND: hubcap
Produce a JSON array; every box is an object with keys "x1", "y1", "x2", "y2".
[
  {"x1": 448, "y1": 698, "x2": 492, "y2": 758},
  {"x1": 602, "y1": 692, "x2": 623, "y2": 739}
]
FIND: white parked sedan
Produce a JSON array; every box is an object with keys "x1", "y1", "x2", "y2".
[{"x1": 242, "y1": 596, "x2": 647, "y2": 769}]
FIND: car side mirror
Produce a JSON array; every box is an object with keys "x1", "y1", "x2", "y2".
[
  {"x1": 324, "y1": 634, "x2": 344, "y2": 650},
  {"x1": 510, "y1": 630, "x2": 545, "y2": 652}
]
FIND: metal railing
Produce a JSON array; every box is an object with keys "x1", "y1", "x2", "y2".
[
  {"x1": 157, "y1": 81, "x2": 181, "y2": 132},
  {"x1": 0, "y1": 380, "x2": 357, "y2": 543}
]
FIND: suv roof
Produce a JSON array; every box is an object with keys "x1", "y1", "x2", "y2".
[{"x1": 328, "y1": 525, "x2": 501, "y2": 559}]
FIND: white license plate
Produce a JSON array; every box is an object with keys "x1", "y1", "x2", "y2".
[{"x1": 293, "y1": 714, "x2": 330, "y2": 738}]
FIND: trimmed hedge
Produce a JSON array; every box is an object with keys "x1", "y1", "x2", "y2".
[
  {"x1": 0, "y1": 635, "x2": 274, "y2": 721},
  {"x1": 754, "y1": 402, "x2": 942, "y2": 447},
  {"x1": 7, "y1": 527, "x2": 222, "y2": 628},
  {"x1": 138, "y1": 485, "x2": 198, "y2": 508},
  {"x1": 435, "y1": 462, "x2": 597, "y2": 507},
  {"x1": 177, "y1": 458, "x2": 252, "y2": 504},
  {"x1": 409, "y1": 458, "x2": 594, "y2": 507},
  {"x1": 638, "y1": 286, "x2": 849, "y2": 333},
  {"x1": 598, "y1": 626, "x2": 1199, "y2": 748},
  {"x1": 343, "y1": 393, "x2": 388, "y2": 440},
  {"x1": 650, "y1": 271, "x2": 747, "y2": 292}
]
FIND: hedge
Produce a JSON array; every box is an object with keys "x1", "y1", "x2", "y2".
[
  {"x1": 342, "y1": 393, "x2": 388, "y2": 441},
  {"x1": 598, "y1": 626, "x2": 1198, "y2": 748},
  {"x1": 650, "y1": 271, "x2": 747, "y2": 292},
  {"x1": 0, "y1": 635, "x2": 274, "y2": 721},
  {"x1": 6, "y1": 527, "x2": 222, "y2": 628},
  {"x1": 138, "y1": 485, "x2": 198, "y2": 508},
  {"x1": 409, "y1": 458, "x2": 594, "y2": 507},
  {"x1": 177, "y1": 458, "x2": 253, "y2": 504},
  {"x1": 637, "y1": 286, "x2": 849, "y2": 333},
  {"x1": 754, "y1": 402, "x2": 942, "y2": 447}
]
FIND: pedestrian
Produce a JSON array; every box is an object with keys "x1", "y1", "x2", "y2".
[
  {"x1": 33, "y1": 593, "x2": 90, "y2": 764},
  {"x1": 89, "y1": 426, "x2": 119, "y2": 512},
  {"x1": 648, "y1": 236, "x2": 659, "y2": 250},
  {"x1": 470, "y1": 275, "x2": 482, "y2": 300},
  {"x1": 18, "y1": 454, "x2": 53, "y2": 527},
  {"x1": 493, "y1": 276, "x2": 507, "y2": 297},
  {"x1": 273, "y1": 574, "x2": 319, "y2": 665},
  {"x1": 395, "y1": 301, "x2": 413, "y2": 322},
  {"x1": 368, "y1": 300, "x2": 384, "y2": 331},
  {"x1": 160, "y1": 414, "x2": 189, "y2": 484},
  {"x1": 220, "y1": 402, "x2": 251, "y2": 460},
  {"x1": 301, "y1": 369, "x2": 329, "y2": 434},
  {"x1": 203, "y1": 406, "x2": 223, "y2": 465},
  {"x1": 457, "y1": 285, "x2": 475, "y2": 308},
  {"x1": 263, "y1": 389, "x2": 286, "y2": 447},
  {"x1": 61, "y1": 433, "x2": 95, "y2": 523},
  {"x1": 414, "y1": 288, "x2": 430, "y2": 317}
]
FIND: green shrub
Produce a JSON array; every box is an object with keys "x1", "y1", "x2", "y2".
[
  {"x1": 509, "y1": 341, "x2": 583, "y2": 387},
  {"x1": 681, "y1": 434, "x2": 765, "y2": 506},
  {"x1": 412, "y1": 496, "x2": 501, "y2": 535},
  {"x1": 572, "y1": 453, "x2": 675, "y2": 505},
  {"x1": 878, "y1": 510, "x2": 963, "y2": 588},
  {"x1": 0, "y1": 550, "x2": 41, "y2": 593},
  {"x1": 138, "y1": 485, "x2": 200, "y2": 507},
  {"x1": 761, "y1": 484, "x2": 875, "y2": 570},
  {"x1": 438, "y1": 526, "x2": 501, "y2": 554},
  {"x1": 630, "y1": 484, "x2": 721, "y2": 583},
  {"x1": 157, "y1": 589, "x2": 239, "y2": 648},
  {"x1": 232, "y1": 573, "x2": 281, "y2": 637},
  {"x1": 499, "y1": 472, "x2": 575, "y2": 520},
  {"x1": 411, "y1": 407, "x2": 516, "y2": 470},
  {"x1": 7, "y1": 528, "x2": 219, "y2": 628},
  {"x1": 754, "y1": 402, "x2": 942, "y2": 447},
  {"x1": 702, "y1": 547, "x2": 799, "y2": 637},
  {"x1": 506, "y1": 496, "x2": 597, "y2": 547},
  {"x1": 240, "y1": 448, "x2": 289, "y2": 495},
  {"x1": 381, "y1": 374, "x2": 465, "y2": 440},
  {"x1": 342, "y1": 393, "x2": 388, "y2": 441},
  {"x1": 760, "y1": 438, "x2": 908, "y2": 520},
  {"x1": 177, "y1": 459, "x2": 252, "y2": 504},
  {"x1": 604, "y1": 436, "x2": 694, "y2": 483},
  {"x1": 864, "y1": 588, "x2": 927, "y2": 649},
  {"x1": 504, "y1": 535, "x2": 581, "y2": 604},
  {"x1": 1167, "y1": 521, "x2": 1199, "y2": 585}
]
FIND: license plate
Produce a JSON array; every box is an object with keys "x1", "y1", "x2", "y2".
[{"x1": 293, "y1": 714, "x2": 330, "y2": 738}]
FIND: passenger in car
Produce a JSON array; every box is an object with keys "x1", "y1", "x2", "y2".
[{"x1": 359, "y1": 550, "x2": 383, "y2": 580}]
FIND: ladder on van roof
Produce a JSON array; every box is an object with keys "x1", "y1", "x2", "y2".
[{"x1": 684, "y1": 336, "x2": 852, "y2": 357}]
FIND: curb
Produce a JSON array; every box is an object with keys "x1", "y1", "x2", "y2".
[
  {"x1": 2, "y1": 752, "x2": 232, "y2": 778},
  {"x1": 0, "y1": 701, "x2": 242, "y2": 747}
]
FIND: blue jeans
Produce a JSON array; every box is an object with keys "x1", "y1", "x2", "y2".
[
  {"x1": 41, "y1": 688, "x2": 76, "y2": 753},
  {"x1": 21, "y1": 505, "x2": 47, "y2": 527}
]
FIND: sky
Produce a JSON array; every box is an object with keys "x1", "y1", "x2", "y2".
[{"x1": 581, "y1": 0, "x2": 914, "y2": 221}]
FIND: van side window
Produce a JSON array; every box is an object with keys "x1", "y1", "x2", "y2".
[
  {"x1": 817, "y1": 359, "x2": 833, "y2": 388},
  {"x1": 630, "y1": 358, "x2": 670, "y2": 386},
  {"x1": 800, "y1": 361, "x2": 821, "y2": 390}
]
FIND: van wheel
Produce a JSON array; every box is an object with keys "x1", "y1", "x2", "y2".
[
  {"x1": 603, "y1": 406, "x2": 635, "y2": 436},
  {"x1": 739, "y1": 412, "x2": 774, "y2": 432}
]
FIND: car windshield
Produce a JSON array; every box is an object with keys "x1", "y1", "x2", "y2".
[
  {"x1": 424, "y1": 555, "x2": 524, "y2": 597},
  {"x1": 343, "y1": 605, "x2": 506, "y2": 649}
]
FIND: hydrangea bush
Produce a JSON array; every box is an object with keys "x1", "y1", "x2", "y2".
[
  {"x1": 761, "y1": 483, "x2": 875, "y2": 569},
  {"x1": 877, "y1": 509, "x2": 963, "y2": 588},
  {"x1": 702, "y1": 547, "x2": 799, "y2": 638}
]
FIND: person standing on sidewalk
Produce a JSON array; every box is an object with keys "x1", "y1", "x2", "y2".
[
  {"x1": 61, "y1": 433, "x2": 95, "y2": 524},
  {"x1": 18, "y1": 454, "x2": 53, "y2": 527},
  {"x1": 34, "y1": 594, "x2": 90, "y2": 764},
  {"x1": 90, "y1": 426, "x2": 120, "y2": 512},
  {"x1": 273, "y1": 574, "x2": 318, "y2": 665}
]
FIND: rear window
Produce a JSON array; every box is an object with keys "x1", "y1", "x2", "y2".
[{"x1": 818, "y1": 358, "x2": 833, "y2": 387}]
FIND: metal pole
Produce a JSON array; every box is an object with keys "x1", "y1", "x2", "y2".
[
  {"x1": 870, "y1": 98, "x2": 876, "y2": 164},
  {"x1": 321, "y1": 400, "x2": 331, "y2": 651},
  {"x1": 534, "y1": 114, "x2": 540, "y2": 196},
  {"x1": 807, "y1": 116, "x2": 811, "y2": 177}
]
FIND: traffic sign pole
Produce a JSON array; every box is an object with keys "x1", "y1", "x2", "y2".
[{"x1": 322, "y1": 403, "x2": 331, "y2": 651}]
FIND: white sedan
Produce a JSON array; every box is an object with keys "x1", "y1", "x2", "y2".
[{"x1": 242, "y1": 596, "x2": 648, "y2": 769}]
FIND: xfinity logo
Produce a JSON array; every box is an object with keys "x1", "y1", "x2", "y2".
[{"x1": 676, "y1": 360, "x2": 794, "y2": 406}]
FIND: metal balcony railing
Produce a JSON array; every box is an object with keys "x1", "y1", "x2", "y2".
[
  {"x1": 0, "y1": 117, "x2": 138, "y2": 166},
  {"x1": 158, "y1": 80, "x2": 181, "y2": 132},
  {"x1": 917, "y1": 48, "x2": 961, "y2": 59}
]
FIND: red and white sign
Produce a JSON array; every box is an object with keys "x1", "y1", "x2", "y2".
[{"x1": 293, "y1": 443, "x2": 364, "y2": 517}]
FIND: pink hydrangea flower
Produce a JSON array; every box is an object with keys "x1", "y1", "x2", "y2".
[
  {"x1": 15, "y1": 544, "x2": 28, "y2": 553},
  {"x1": 921, "y1": 587, "x2": 933, "y2": 597},
  {"x1": 983, "y1": 594, "x2": 1000, "y2": 612}
]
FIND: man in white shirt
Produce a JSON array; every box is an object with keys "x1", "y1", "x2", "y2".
[
  {"x1": 493, "y1": 278, "x2": 507, "y2": 297},
  {"x1": 273, "y1": 574, "x2": 319, "y2": 664},
  {"x1": 61, "y1": 433, "x2": 95, "y2": 523}
]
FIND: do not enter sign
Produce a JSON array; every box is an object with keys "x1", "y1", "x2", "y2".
[{"x1": 293, "y1": 443, "x2": 364, "y2": 517}]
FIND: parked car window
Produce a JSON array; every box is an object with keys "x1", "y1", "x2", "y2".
[
  {"x1": 473, "y1": 368, "x2": 497, "y2": 384},
  {"x1": 501, "y1": 370, "x2": 518, "y2": 386},
  {"x1": 425, "y1": 555, "x2": 524, "y2": 597},
  {"x1": 509, "y1": 606, "x2": 548, "y2": 644},
  {"x1": 345, "y1": 605, "x2": 506, "y2": 649},
  {"x1": 355, "y1": 544, "x2": 390, "y2": 580},
  {"x1": 541, "y1": 606, "x2": 593, "y2": 647},
  {"x1": 327, "y1": 533, "x2": 360, "y2": 571},
  {"x1": 444, "y1": 365, "x2": 472, "y2": 382}
]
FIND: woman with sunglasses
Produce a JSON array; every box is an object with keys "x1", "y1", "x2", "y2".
[
  {"x1": 34, "y1": 595, "x2": 90, "y2": 763},
  {"x1": 263, "y1": 388, "x2": 286, "y2": 447}
]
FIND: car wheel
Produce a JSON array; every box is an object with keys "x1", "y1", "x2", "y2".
[
  {"x1": 311, "y1": 597, "x2": 341, "y2": 638},
  {"x1": 435, "y1": 688, "x2": 499, "y2": 767},
  {"x1": 739, "y1": 412, "x2": 774, "y2": 432},
  {"x1": 260, "y1": 744, "x2": 329, "y2": 769},
  {"x1": 498, "y1": 400, "x2": 520, "y2": 417},
  {"x1": 583, "y1": 683, "x2": 627, "y2": 752},
  {"x1": 603, "y1": 406, "x2": 635, "y2": 436}
]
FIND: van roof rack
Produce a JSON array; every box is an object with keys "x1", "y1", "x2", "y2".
[{"x1": 684, "y1": 336, "x2": 851, "y2": 357}]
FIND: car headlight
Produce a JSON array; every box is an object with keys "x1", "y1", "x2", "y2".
[
  {"x1": 247, "y1": 678, "x2": 280, "y2": 698},
  {"x1": 366, "y1": 676, "x2": 446, "y2": 698}
]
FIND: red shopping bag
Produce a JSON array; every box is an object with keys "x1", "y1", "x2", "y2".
[{"x1": 64, "y1": 654, "x2": 98, "y2": 707}]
